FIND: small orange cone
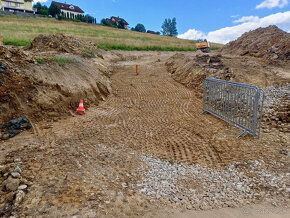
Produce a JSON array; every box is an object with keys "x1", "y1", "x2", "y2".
[{"x1": 76, "y1": 100, "x2": 85, "y2": 115}]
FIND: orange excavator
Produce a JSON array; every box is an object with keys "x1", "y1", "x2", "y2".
[{"x1": 195, "y1": 39, "x2": 210, "y2": 53}]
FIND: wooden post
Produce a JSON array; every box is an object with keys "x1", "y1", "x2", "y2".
[{"x1": 136, "y1": 64, "x2": 138, "y2": 76}]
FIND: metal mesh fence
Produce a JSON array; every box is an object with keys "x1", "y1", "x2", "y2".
[{"x1": 203, "y1": 78, "x2": 266, "y2": 138}]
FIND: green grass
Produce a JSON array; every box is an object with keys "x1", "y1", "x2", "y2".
[
  {"x1": 3, "y1": 38, "x2": 30, "y2": 46},
  {"x1": 0, "y1": 16, "x2": 223, "y2": 51},
  {"x1": 36, "y1": 57, "x2": 45, "y2": 64},
  {"x1": 82, "y1": 49, "x2": 95, "y2": 57},
  {"x1": 98, "y1": 43, "x2": 198, "y2": 51},
  {"x1": 51, "y1": 56, "x2": 76, "y2": 66}
]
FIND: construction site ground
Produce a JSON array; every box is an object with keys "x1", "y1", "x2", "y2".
[
  {"x1": 0, "y1": 52, "x2": 289, "y2": 217},
  {"x1": 0, "y1": 48, "x2": 289, "y2": 217}
]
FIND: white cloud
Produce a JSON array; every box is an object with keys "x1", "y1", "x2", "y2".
[
  {"x1": 233, "y1": 16, "x2": 259, "y2": 24},
  {"x1": 33, "y1": 0, "x2": 48, "y2": 3},
  {"x1": 178, "y1": 11, "x2": 290, "y2": 44},
  {"x1": 178, "y1": 29, "x2": 207, "y2": 40},
  {"x1": 256, "y1": 0, "x2": 288, "y2": 9},
  {"x1": 231, "y1": 15, "x2": 240, "y2": 18}
]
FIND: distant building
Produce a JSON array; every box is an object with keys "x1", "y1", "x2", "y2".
[
  {"x1": 51, "y1": 1, "x2": 84, "y2": 19},
  {"x1": 147, "y1": 30, "x2": 160, "y2": 35},
  {"x1": 0, "y1": 0, "x2": 36, "y2": 14},
  {"x1": 106, "y1": 16, "x2": 129, "y2": 29}
]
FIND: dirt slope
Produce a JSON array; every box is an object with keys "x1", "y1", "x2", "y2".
[{"x1": 0, "y1": 35, "x2": 113, "y2": 125}]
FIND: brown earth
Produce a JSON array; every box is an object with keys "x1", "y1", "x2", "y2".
[
  {"x1": 0, "y1": 31, "x2": 289, "y2": 217},
  {"x1": 29, "y1": 33, "x2": 98, "y2": 55},
  {"x1": 221, "y1": 25, "x2": 290, "y2": 63}
]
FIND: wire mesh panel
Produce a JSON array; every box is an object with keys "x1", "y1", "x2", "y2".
[{"x1": 203, "y1": 78, "x2": 265, "y2": 138}]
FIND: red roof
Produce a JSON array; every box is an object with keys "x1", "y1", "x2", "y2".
[{"x1": 52, "y1": 1, "x2": 84, "y2": 14}]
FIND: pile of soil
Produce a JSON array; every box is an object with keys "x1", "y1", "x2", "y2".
[
  {"x1": 165, "y1": 54, "x2": 234, "y2": 94},
  {"x1": 29, "y1": 33, "x2": 97, "y2": 54},
  {"x1": 0, "y1": 46, "x2": 34, "y2": 66},
  {"x1": 0, "y1": 37, "x2": 111, "y2": 127},
  {"x1": 222, "y1": 25, "x2": 290, "y2": 62}
]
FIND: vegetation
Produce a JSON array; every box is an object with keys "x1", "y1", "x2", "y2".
[
  {"x1": 132, "y1": 24, "x2": 146, "y2": 33},
  {"x1": 162, "y1": 18, "x2": 178, "y2": 37},
  {"x1": 82, "y1": 50, "x2": 95, "y2": 58},
  {"x1": 36, "y1": 57, "x2": 45, "y2": 64},
  {"x1": 33, "y1": 2, "x2": 49, "y2": 16},
  {"x1": 51, "y1": 56, "x2": 76, "y2": 66},
  {"x1": 48, "y1": 3, "x2": 61, "y2": 18},
  {"x1": 0, "y1": 17, "x2": 223, "y2": 51}
]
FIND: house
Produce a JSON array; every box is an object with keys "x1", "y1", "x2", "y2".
[
  {"x1": 106, "y1": 16, "x2": 129, "y2": 29},
  {"x1": 0, "y1": 0, "x2": 36, "y2": 14},
  {"x1": 51, "y1": 1, "x2": 84, "y2": 19},
  {"x1": 147, "y1": 30, "x2": 160, "y2": 35}
]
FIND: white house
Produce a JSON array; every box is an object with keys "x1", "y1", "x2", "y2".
[{"x1": 51, "y1": 1, "x2": 84, "y2": 19}]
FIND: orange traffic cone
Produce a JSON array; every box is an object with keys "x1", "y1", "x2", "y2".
[{"x1": 76, "y1": 100, "x2": 85, "y2": 115}]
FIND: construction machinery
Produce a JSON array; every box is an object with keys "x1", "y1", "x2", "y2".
[{"x1": 195, "y1": 39, "x2": 210, "y2": 53}]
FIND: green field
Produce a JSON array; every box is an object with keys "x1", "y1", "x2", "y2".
[{"x1": 0, "y1": 16, "x2": 222, "y2": 51}]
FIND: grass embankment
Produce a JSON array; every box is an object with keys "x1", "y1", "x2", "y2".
[{"x1": 0, "y1": 16, "x2": 223, "y2": 51}]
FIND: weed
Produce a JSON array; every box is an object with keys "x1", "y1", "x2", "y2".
[
  {"x1": 51, "y1": 56, "x2": 75, "y2": 66},
  {"x1": 82, "y1": 50, "x2": 95, "y2": 58},
  {"x1": 36, "y1": 57, "x2": 45, "y2": 64}
]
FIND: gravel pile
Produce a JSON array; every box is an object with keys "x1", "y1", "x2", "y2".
[
  {"x1": 263, "y1": 84, "x2": 290, "y2": 107},
  {"x1": 262, "y1": 84, "x2": 289, "y2": 132},
  {"x1": 137, "y1": 154, "x2": 289, "y2": 210}
]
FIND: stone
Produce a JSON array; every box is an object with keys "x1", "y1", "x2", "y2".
[
  {"x1": 14, "y1": 166, "x2": 22, "y2": 174},
  {"x1": 11, "y1": 172, "x2": 20, "y2": 179},
  {"x1": 4, "y1": 177, "x2": 20, "y2": 192},
  {"x1": 18, "y1": 185, "x2": 27, "y2": 190},
  {"x1": 5, "y1": 192, "x2": 15, "y2": 202},
  {"x1": 14, "y1": 190, "x2": 25, "y2": 205}
]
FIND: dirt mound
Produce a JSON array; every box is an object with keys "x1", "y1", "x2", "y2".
[
  {"x1": 222, "y1": 25, "x2": 290, "y2": 62},
  {"x1": 0, "y1": 45, "x2": 112, "y2": 126},
  {"x1": 166, "y1": 53, "x2": 233, "y2": 94},
  {"x1": 29, "y1": 33, "x2": 97, "y2": 54}
]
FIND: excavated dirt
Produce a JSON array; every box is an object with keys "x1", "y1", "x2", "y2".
[
  {"x1": 0, "y1": 49, "x2": 289, "y2": 217},
  {"x1": 221, "y1": 25, "x2": 290, "y2": 63},
  {"x1": 0, "y1": 39, "x2": 113, "y2": 125},
  {"x1": 0, "y1": 30, "x2": 289, "y2": 217},
  {"x1": 29, "y1": 33, "x2": 98, "y2": 55}
]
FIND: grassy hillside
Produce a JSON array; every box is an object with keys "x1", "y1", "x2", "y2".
[{"x1": 0, "y1": 16, "x2": 222, "y2": 51}]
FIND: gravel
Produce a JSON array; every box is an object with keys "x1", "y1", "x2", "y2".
[
  {"x1": 136, "y1": 154, "x2": 289, "y2": 209},
  {"x1": 263, "y1": 84, "x2": 290, "y2": 107}
]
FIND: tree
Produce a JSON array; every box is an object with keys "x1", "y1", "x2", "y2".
[
  {"x1": 48, "y1": 3, "x2": 61, "y2": 17},
  {"x1": 134, "y1": 24, "x2": 146, "y2": 33},
  {"x1": 33, "y1": 2, "x2": 49, "y2": 16},
  {"x1": 117, "y1": 20, "x2": 125, "y2": 29},
  {"x1": 161, "y1": 17, "x2": 178, "y2": 37},
  {"x1": 33, "y1": 2, "x2": 42, "y2": 11}
]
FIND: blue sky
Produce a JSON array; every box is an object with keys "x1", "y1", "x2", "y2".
[{"x1": 34, "y1": 0, "x2": 290, "y2": 43}]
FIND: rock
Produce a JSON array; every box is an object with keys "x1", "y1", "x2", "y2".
[
  {"x1": 5, "y1": 192, "x2": 15, "y2": 202},
  {"x1": 14, "y1": 166, "x2": 22, "y2": 174},
  {"x1": 14, "y1": 190, "x2": 25, "y2": 205},
  {"x1": 4, "y1": 177, "x2": 20, "y2": 192},
  {"x1": 272, "y1": 201, "x2": 277, "y2": 207},
  {"x1": 18, "y1": 185, "x2": 28, "y2": 190},
  {"x1": 11, "y1": 172, "x2": 20, "y2": 178}
]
